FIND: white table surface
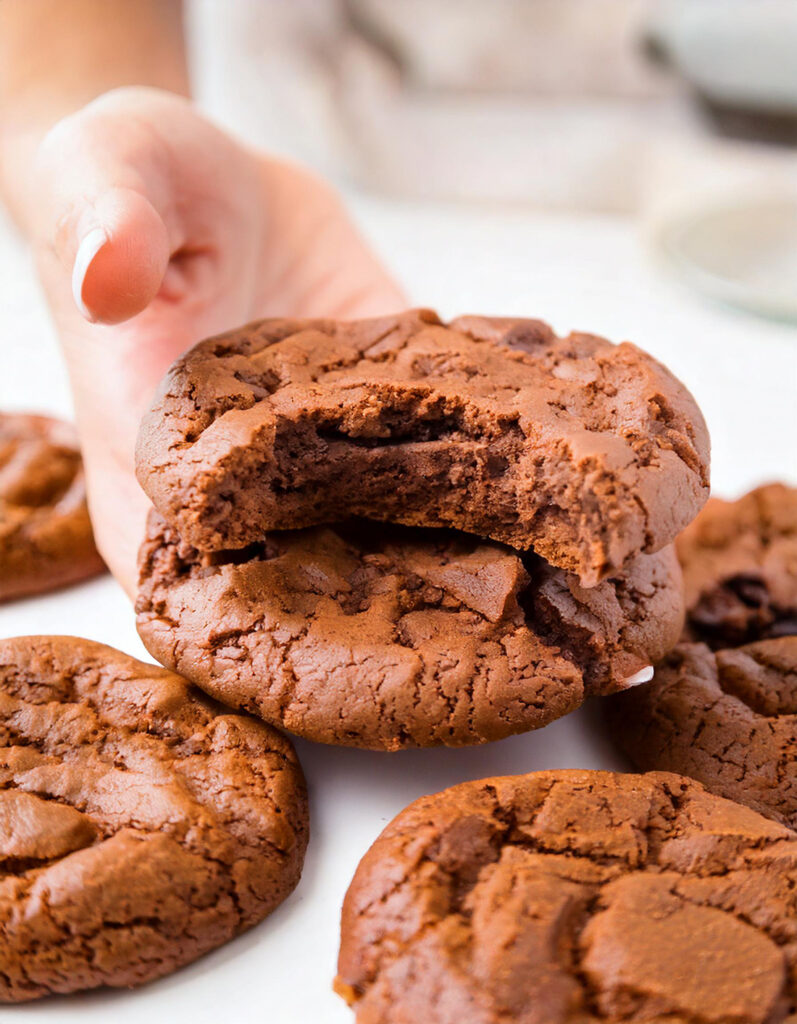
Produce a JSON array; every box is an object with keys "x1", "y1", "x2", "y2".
[{"x1": 1, "y1": 197, "x2": 796, "y2": 1023}]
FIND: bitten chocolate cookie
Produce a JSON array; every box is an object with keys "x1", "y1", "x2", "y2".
[
  {"x1": 136, "y1": 310, "x2": 709, "y2": 585},
  {"x1": 0, "y1": 413, "x2": 105, "y2": 601},
  {"x1": 136, "y1": 512, "x2": 683, "y2": 750},
  {"x1": 336, "y1": 770, "x2": 797, "y2": 1024},
  {"x1": 607, "y1": 638, "x2": 797, "y2": 828},
  {"x1": 0, "y1": 636, "x2": 308, "y2": 1002},
  {"x1": 677, "y1": 482, "x2": 797, "y2": 648}
]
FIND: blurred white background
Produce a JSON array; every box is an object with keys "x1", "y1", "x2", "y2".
[{"x1": 187, "y1": 0, "x2": 797, "y2": 315}]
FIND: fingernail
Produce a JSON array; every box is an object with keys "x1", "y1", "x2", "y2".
[
  {"x1": 72, "y1": 226, "x2": 108, "y2": 322},
  {"x1": 623, "y1": 666, "x2": 654, "y2": 687}
]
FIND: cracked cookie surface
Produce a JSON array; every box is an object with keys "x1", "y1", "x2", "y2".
[
  {"x1": 0, "y1": 635, "x2": 308, "y2": 1002},
  {"x1": 336, "y1": 769, "x2": 797, "y2": 1024},
  {"x1": 607, "y1": 637, "x2": 797, "y2": 828},
  {"x1": 135, "y1": 309, "x2": 709, "y2": 586},
  {"x1": 136, "y1": 513, "x2": 683, "y2": 750},
  {"x1": 0, "y1": 413, "x2": 105, "y2": 601},
  {"x1": 677, "y1": 482, "x2": 797, "y2": 648}
]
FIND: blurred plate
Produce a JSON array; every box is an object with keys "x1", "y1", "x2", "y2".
[{"x1": 656, "y1": 197, "x2": 797, "y2": 321}]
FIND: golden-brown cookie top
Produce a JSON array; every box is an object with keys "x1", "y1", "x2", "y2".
[
  {"x1": 337, "y1": 769, "x2": 797, "y2": 1024},
  {"x1": 0, "y1": 412, "x2": 105, "y2": 600},
  {"x1": 0, "y1": 635, "x2": 308, "y2": 1002}
]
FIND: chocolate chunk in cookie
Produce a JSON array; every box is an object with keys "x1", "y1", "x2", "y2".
[
  {"x1": 607, "y1": 637, "x2": 797, "y2": 829},
  {"x1": 136, "y1": 512, "x2": 683, "y2": 750},
  {"x1": 0, "y1": 636, "x2": 308, "y2": 1002},
  {"x1": 336, "y1": 769, "x2": 797, "y2": 1024},
  {"x1": 0, "y1": 413, "x2": 105, "y2": 601},
  {"x1": 678, "y1": 482, "x2": 797, "y2": 648},
  {"x1": 136, "y1": 310, "x2": 709, "y2": 585}
]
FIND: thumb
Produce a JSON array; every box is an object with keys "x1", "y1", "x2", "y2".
[
  {"x1": 68, "y1": 186, "x2": 170, "y2": 325},
  {"x1": 33, "y1": 99, "x2": 174, "y2": 325}
]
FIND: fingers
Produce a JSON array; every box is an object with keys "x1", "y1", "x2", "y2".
[{"x1": 34, "y1": 92, "x2": 178, "y2": 325}]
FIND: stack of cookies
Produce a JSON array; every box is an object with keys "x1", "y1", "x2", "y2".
[{"x1": 134, "y1": 309, "x2": 710, "y2": 751}]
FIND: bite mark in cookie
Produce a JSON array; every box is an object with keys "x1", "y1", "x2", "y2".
[
  {"x1": 0, "y1": 636, "x2": 308, "y2": 1001},
  {"x1": 136, "y1": 310, "x2": 709, "y2": 585},
  {"x1": 136, "y1": 512, "x2": 683, "y2": 750}
]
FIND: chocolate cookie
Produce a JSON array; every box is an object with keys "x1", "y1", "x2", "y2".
[
  {"x1": 0, "y1": 636, "x2": 308, "y2": 1001},
  {"x1": 136, "y1": 310, "x2": 709, "y2": 585},
  {"x1": 677, "y1": 482, "x2": 797, "y2": 648},
  {"x1": 0, "y1": 413, "x2": 105, "y2": 601},
  {"x1": 336, "y1": 770, "x2": 797, "y2": 1024},
  {"x1": 136, "y1": 512, "x2": 683, "y2": 749},
  {"x1": 607, "y1": 638, "x2": 797, "y2": 828}
]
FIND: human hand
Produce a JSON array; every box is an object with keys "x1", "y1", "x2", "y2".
[{"x1": 28, "y1": 87, "x2": 405, "y2": 594}]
